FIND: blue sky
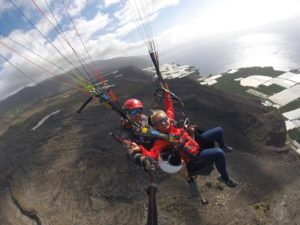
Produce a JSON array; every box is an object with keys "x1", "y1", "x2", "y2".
[{"x1": 0, "y1": 0, "x2": 300, "y2": 100}]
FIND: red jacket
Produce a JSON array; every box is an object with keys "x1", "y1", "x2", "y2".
[{"x1": 139, "y1": 91, "x2": 200, "y2": 163}]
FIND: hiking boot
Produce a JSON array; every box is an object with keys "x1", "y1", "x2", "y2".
[
  {"x1": 218, "y1": 176, "x2": 238, "y2": 188},
  {"x1": 223, "y1": 145, "x2": 234, "y2": 153},
  {"x1": 187, "y1": 178, "x2": 199, "y2": 198}
]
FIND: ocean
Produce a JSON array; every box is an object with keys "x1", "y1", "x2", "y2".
[{"x1": 161, "y1": 20, "x2": 300, "y2": 75}]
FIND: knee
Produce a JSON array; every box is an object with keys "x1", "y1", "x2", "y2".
[
  {"x1": 215, "y1": 126, "x2": 224, "y2": 134},
  {"x1": 214, "y1": 148, "x2": 225, "y2": 158}
]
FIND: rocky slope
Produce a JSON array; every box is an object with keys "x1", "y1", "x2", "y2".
[{"x1": 0, "y1": 67, "x2": 299, "y2": 225}]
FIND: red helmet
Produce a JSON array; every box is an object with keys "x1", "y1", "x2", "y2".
[{"x1": 123, "y1": 98, "x2": 143, "y2": 110}]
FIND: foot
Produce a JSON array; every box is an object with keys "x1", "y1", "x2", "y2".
[
  {"x1": 223, "y1": 145, "x2": 234, "y2": 153},
  {"x1": 187, "y1": 178, "x2": 199, "y2": 198},
  {"x1": 218, "y1": 176, "x2": 238, "y2": 188}
]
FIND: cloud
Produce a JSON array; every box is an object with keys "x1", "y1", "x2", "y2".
[
  {"x1": 0, "y1": 0, "x2": 182, "y2": 101},
  {"x1": 189, "y1": 0, "x2": 300, "y2": 36},
  {"x1": 0, "y1": 22, "x2": 82, "y2": 101},
  {"x1": 114, "y1": 0, "x2": 179, "y2": 25},
  {"x1": 0, "y1": 0, "x2": 13, "y2": 14},
  {"x1": 103, "y1": 0, "x2": 120, "y2": 8},
  {"x1": 0, "y1": 0, "x2": 251, "y2": 99},
  {"x1": 73, "y1": 12, "x2": 111, "y2": 41},
  {"x1": 67, "y1": 0, "x2": 87, "y2": 17},
  {"x1": 0, "y1": 56, "x2": 41, "y2": 101},
  {"x1": 108, "y1": 0, "x2": 179, "y2": 42}
]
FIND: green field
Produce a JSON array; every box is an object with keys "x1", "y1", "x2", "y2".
[
  {"x1": 212, "y1": 67, "x2": 285, "y2": 99},
  {"x1": 288, "y1": 128, "x2": 300, "y2": 141},
  {"x1": 225, "y1": 67, "x2": 284, "y2": 78},
  {"x1": 279, "y1": 99, "x2": 300, "y2": 113},
  {"x1": 255, "y1": 84, "x2": 285, "y2": 96},
  {"x1": 208, "y1": 67, "x2": 300, "y2": 144},
  {"x1": 213, "y1": 76, "x2": 247, "y2": 93}
]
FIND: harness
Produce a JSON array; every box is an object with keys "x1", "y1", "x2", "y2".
[{"x1": 133, "y1": 126, "x2": 214, "y2": 176}]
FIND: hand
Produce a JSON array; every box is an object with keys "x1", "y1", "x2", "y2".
[
  {"x1": 162, "y1": 81, "x2": 169, "y2": 89},
  {"x1": 141, "y1": 156, "x2": 156, "y2": 171},
  {"x1": 174, "y1": 138, "x2": 186, "y2": 150},
  {"x1": 129, "y1": 142, "x2": 141, "y2": 153},
  {"x1": 187, "y1": 124, "x2": 197, "y2": 135},
  {"x1": 120, "y1": 118, "x2": 131, "y2": 129}
]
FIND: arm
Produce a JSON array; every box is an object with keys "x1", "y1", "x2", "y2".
[
  {"x1": 163, "y1": 85, "x2": 175, "y2": 120},
  {"x1": 138, "y1": 140, "x2": 170, "y2": 160}
]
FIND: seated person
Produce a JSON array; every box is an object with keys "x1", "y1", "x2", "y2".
[{"x1": 129, "y1": 85, "x2": 237, "y2": 196}]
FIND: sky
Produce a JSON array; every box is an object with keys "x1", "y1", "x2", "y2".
[{"x1": 0, "y1": 0, "x2": 300, "y2": 101}]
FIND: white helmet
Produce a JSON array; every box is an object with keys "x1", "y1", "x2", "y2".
[{"x1": 158, "y1": 150, "x2": 183, "y2": 174}]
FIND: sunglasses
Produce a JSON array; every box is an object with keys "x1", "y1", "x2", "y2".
[
  {"x1": 128, "y1": 108, "x2": 143, "y2": 116},
  {"x1": 154, "y1": 116, "x2": 169, "y2": 126}
]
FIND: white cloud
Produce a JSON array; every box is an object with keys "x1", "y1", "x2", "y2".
[
  {"x1": 3, "y1": 0, "x2": 299, "y2": 102},
  {"x1": 74, "y1": 12, "x2": 111, "y2": 41},
  {"x1": 111, "y1": 0, "x2": 179, "y2": 42},
  {"x1": 114, "y1": 0, "x2": 179, "y2": 25},
  {"x1": 150, "y1": 0, "x2": 300, "y2": 54},
  {"x1": 104, "y1": 0, "x2": 120, "y2": 8},
  {"x1": 0, "y1": 0, "x2": 13, "y2": 14},
  {"x1": 0, "y1": 55, "x2": 40, "y2": 101},
  {"x1": 97, "y1": 0, "x2": 120, "y2": 10},
  {"x1": 67, "y1": 0, "x2": 87, "y2": 17},
  {"x1": 0, "y1": 0, "x2": 181, "y2": 100},
  {"x1": 191, "y1": 0, "x2": 300, "y2": 36}
]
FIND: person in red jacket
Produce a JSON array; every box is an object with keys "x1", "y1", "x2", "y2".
[{"x1": 129, "y1": 84, "x2": 237, "y2": 195}]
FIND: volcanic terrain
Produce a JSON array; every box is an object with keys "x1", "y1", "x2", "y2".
[{"x1": 0, "y1": 66, "x2": 299, "y2": 225}]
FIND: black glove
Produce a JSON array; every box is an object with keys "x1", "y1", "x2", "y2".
[
  {"x1": 141, "y1": 157, "x2": 156, "y2": 172},
  {"x1": 127, "y1": 151, "x2": 143, "y2": 165}
]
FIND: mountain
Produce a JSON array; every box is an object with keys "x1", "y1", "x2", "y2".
[
  {"x1": 0, "y1": 56, "x2": 152, "y2": 114},
  {"x1": 0, "y1": 66, "x2": 299, "y2": 225},
  {"x1": 68, "y1": 55, "x2": 153, "y2": 75},
  {"x1": 94, "y1": 55, "x2": 153, "y2": 72}
]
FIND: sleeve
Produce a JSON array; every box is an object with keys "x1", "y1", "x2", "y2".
[
  {"x1": 164, "y1": 90, "x2": 175, "y2": 120},
  {"x1": 138, "y1": 140, "x2": 170, "y2": 160}
]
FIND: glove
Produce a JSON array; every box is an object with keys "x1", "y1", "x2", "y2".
[
  {"x1": 141, "y1": 156, "x2": 156, "y2": 172},
  {"x1": 162, "y1": 81, "x2": 169, "y2": 90},
  {"x1": 120, "y1": 118, "x2": 132, "y2": 129},
  {"x1": 187, "y1": 124, "x2": 197, "y2": 135},
  {"x1": 174, "y1": 140, "x2": 185, "y2": 150}
]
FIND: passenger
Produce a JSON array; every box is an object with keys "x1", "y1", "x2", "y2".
[
  {"x1": 129, "y1": 83, "x2": 237, "y2": 196},
  {"x1": 120, "y1": 98, "x2": 154, "y2": 166},
  {"x1": 121, "y1": 98, "x2": 148, "y2": 130}
]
